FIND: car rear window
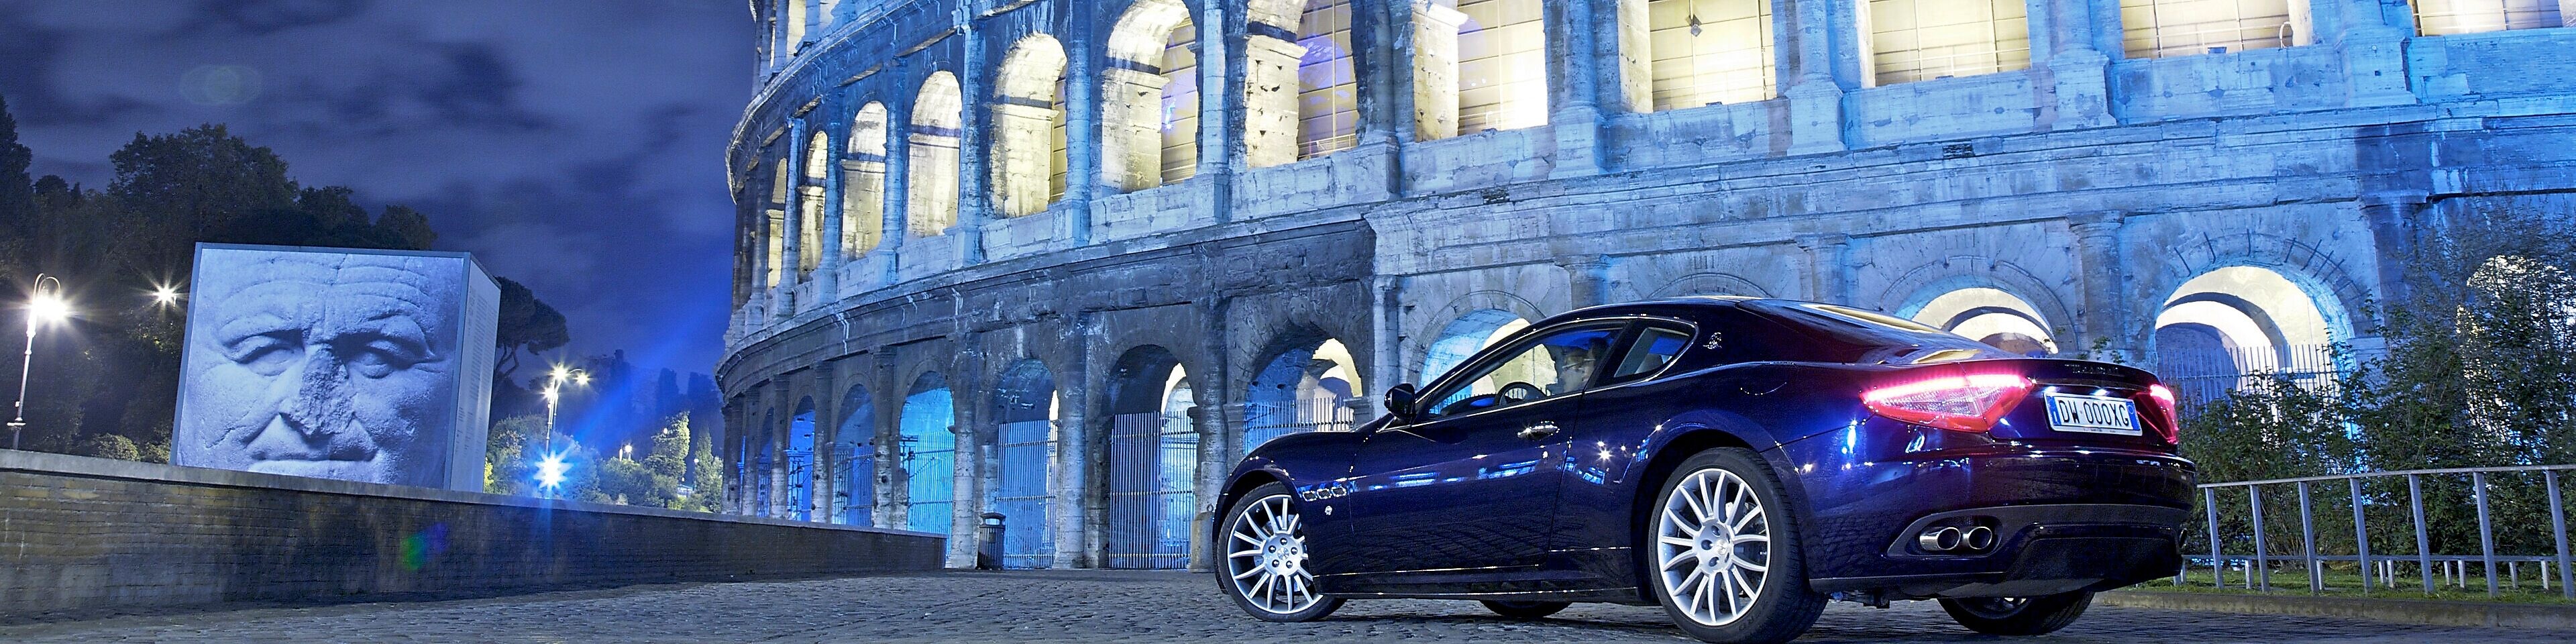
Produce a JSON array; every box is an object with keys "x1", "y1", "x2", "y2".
[{"x1": 1741, "y1": 301, "x2": 2004, "y2": 364}]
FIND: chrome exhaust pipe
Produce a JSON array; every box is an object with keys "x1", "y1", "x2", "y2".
[
  {"x1": 1918, "y1": 527, "x2": 1964, "y2": 552},
  {"x1": 1964, "y1": 526, "x2": 1996, "y2": 551}
]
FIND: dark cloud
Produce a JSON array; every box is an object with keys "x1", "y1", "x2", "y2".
[
  {"x1": 191, "y1": 0, "x2": 374, "y2": 36},
  {"x1": 0, "y1": 1, "x2": 751, "y2": 377}
]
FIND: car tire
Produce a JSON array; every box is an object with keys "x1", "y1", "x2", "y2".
[
  {"x1": 1938, "y1": 592, "x2": 2093, "y2": 635},
  {"x1": 1217, "y1": 482, "x2": 1344, "y2": 622},
  {"x1": 1480, "y1": 600, "x2": 1570, "y2": 620},
  {"x1": 1644, "y1": 447, "x2": 1827, "y2": 644}
]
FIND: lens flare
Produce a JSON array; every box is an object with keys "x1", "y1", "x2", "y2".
[{"x1": 535, "y1": 453, "x2": 570, "y2": 489}]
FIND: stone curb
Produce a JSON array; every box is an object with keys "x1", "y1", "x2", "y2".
[{"x1": 2098, "y1": 590, "x2": 2576, "y2": 630}]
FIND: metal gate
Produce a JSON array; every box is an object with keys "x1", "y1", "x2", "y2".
[
  {"x1": 991, "y1": 419, "x2": 1056, "y2": 568},
  {"x1": 1240, "y1": 397, "x2": 1354, "y2": 455},
  {"x1": 1107, "y1": 411, "x2": 1197, "y2": 568},
  {"x1": 835, "y1": 444, "x2": 873, "y2": 526},
  {"x1": 900, "y1": 388, "x2": 957, "y2": 535}
]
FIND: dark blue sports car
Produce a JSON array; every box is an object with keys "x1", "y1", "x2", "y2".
[{"x1": 1213, "y1": 297, "x2": 2194, "y2": 643}]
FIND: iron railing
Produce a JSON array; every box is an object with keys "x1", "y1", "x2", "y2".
[{"x1": 2190, "y1": 464, "x2": 2576, "y2": 598}]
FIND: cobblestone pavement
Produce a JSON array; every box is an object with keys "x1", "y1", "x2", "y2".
[{"x1": 5, "y1": 570, "x2": 2569, "y2": 643}]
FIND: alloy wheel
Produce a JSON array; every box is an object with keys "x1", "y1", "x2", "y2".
[
  {"x1": 1654, "y1": 467, "x2": 1773, "y2": 627},
  {"x1": 1225, "y1": 494, "x2": 1320, "y2": 614}
]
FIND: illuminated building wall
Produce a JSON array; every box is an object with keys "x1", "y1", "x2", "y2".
[{"x1": 722, "y1": 0, "x2": 2576, "y2": 570}]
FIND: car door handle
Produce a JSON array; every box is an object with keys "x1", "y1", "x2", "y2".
[{"x1": 1518, "y1": 421, "x2": 1560, "y2": 441}]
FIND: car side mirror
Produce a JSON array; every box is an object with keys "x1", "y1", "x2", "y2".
[{"x1": 1384, "y1": 383, "x2": 1419, "y2": 419}]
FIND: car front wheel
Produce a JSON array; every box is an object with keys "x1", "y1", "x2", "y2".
[
  {"x1": 1218, "y1": 482, "x2": 1344, "y2": 622},
  {"x1": 1939, "y1": 592, "x2": 2093, "y2": 635},
  {"x1": 1646, "y1": 448, "x2": 1825, "y2": 644}
]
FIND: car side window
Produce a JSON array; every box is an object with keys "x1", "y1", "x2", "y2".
[
  {"x1": 1607, "y1": 325, "x2": 1693, "y2": 382},
  {"x1": 1423, "y1": 324, "x2": 1623, "y2": 417}
]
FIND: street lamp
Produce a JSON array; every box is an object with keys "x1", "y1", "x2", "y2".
[
  {"x1": 150, "y1": 284, "x2": 182, "y2": 308},
  {"x1": 11, "y1": 275, "x2": 68, "y2": 451},
  {"x1": 539, "y1": 364, "x2": 592, "y2": 457}
]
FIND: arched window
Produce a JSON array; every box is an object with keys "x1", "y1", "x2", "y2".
[
  {"x1": 1455, "y1": 0, "x2": 1548, "y2": 133},
  {"x1": 844, "y1": 102, "x2": 890, "y2": 256},
  {"x1": 765, "y1": 159, "x2": 789, "y2": 288},
  {"x1": 898, "y1": 372, "x2": 957, "y2": 535},
  {"x1": 1860, "y1": 0, "x2": 2029, "y2": 86},
  {"x1": 2412, "y1": 0, "x2": 2563, "y2": 35},
  {"x1": 1244, "y1": 337, "x2": 1362, "y2": 453},
  {"x1": 1906, "y1": 286, "x2": 2057, "y2": 356},
  {"x1": 908, "y1": 72, "x2": 963, "y2": 236},
  {"x1": 1649, "y1": 0, "x2": 1776, "y2": 111},
  {"x1": 800, "y1": 131, "x2": 829, "y2": 276},
  {"x1": 2118, "y1": 0, "x2": 2297, "y2": 58},
  {"x1": 1104, "y1": 1, "x2": 1199, "y2": 191},
  {"x1": 782, "y1": 1, "x2": 809, "y2": 56},
  {"x1": 993, "y1": 35, "x2": 1069, "y2": 218}
]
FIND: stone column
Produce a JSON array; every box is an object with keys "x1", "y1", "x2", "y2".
[
  {"x1": 1240, "y1": 34, "x2": 1307, "y2": 169},
  {"x1": 818, "y1": 121, "x2": 847, "y2": 305},
  {"x1": 1547, "y1": 0, "x2": 1609, "y2": 176},
  {"x1": 2070, "y1": 212, "x2": 2140, "y2": 364},
  {"x1": 1559, "y1": 254, "x2": 1613, "y2": 309},
  {"x1": 1371, "y1": 275, "x2": 1409, "y2": 388},
  {"x1": 1189, "y1": 306, "x2": 1234, "y2": 574},
  {"x1": 2332, "y1": 0, "x2": 2414, "y2": 107},
  {"x1": 1053, "y1": 314, "x2": 1094, "y2": 568},
  {"x1": 1784, "y1": 0, "x2": 1849, "y2": 154},
  {"x1": 1797, "y1": 234, "x2": 1852, "y2": 305},
  {"x1": 876, "y1": 356, "x2": 906, "y2": 530},
  {"x1": 780, "y1": 119, "x2": 810, "y2": 317},
  {"x1": 1204, "y1": 1, "x2": 1242, "y2": 223},
  {"x1": 2359, "y1": 191, "x2": 2428, "y2": 329},
  {"x1": 1410, "y1": 2, "x2": 1467, "y2": 142},
  {"x1": 880, "y1": 81, "x2": 913, "y2": 285},
  {"x1": 1602, "y1": 0, "x2": 1652, "y2": 115},
  {"x1": 769, "y1": 386, "x2": 792, "y2": 519},
  {"x1": 1064, "y1": 14, "x2": 1101, "y2": 245},
  {"x1": 1352, "y1": 0, "x2": 1403, "y2": 151},
  {"x1": 947, "y1": 346, "x2": 988, "y2": 568},
  {"x1": 812, "y1": 366, "x2": 839, "y2": 523},
  {"x1": 955, "y1": 17, "x2": 993, "y2": 264},
  {"x1": 2038, "y1": 0, "x2": 2114, "y2": 130}
]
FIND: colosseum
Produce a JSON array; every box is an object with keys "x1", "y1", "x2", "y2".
[{"x1": 716, "y1": 0, "x2": 2576, "y2": 569}]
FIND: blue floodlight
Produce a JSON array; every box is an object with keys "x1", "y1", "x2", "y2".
[{"x1": 535, "y1": 453, "x2": 570, "y2": 490}]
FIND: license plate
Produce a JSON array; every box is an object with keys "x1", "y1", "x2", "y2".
[{"x1": 2045, "y1": 394, "x2": 2141, "y2": 436}]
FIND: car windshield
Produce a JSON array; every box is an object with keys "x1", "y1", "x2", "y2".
[{"x1": 1741, "y1": 301, "x2": 2004, "y2": 363}]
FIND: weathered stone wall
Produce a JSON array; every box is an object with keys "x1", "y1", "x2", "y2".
[{"x1": 0, "y1": 450, "x2": 944, "y2": 617}]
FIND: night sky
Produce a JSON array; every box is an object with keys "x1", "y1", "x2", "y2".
[{"x1": 0, "y1": 0, "x2": 752, "y2": 378}]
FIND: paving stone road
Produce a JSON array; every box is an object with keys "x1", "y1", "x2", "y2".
[{"x1": 5, "y1": 570, "x2": 2568, "y2": 643}]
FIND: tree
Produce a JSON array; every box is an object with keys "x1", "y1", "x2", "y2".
[
  {"x1": 374, "y1": 205, "x2": 438, "y2": 250},
  {"x1": 492, "y1": 276, "x2": 570, "y2": 381},
  {"x1": 0, "y1": 93, "x2": 33, "y2": 283}
]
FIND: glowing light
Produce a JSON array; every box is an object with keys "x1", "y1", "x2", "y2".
[
  {"x1": 28, "y1": 292, "x2": 70, "y2": 325},
  {"x1": 550, "y1": 365, "x2": 572, "y2": 382},
  {"x1": 150, "y1": 285, "x2": 182, "y2": 307},
  {"x1": 535, "y1": 453, "x2": 570, "y2": 489},
  {"x1": 574, "y1": 372, "x2": 591, "y2": 386}
]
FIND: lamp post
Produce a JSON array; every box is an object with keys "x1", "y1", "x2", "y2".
[
  {"x1": 539, "y1": 364, "x2": 592, "y2": 455},
  {"x1": 11, "y1": 274, "x2": 68, "y2": 451}
]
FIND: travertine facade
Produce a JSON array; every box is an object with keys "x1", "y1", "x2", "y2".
[{"x1": 718, "y1": 0, "x2": 2576, "y2": 570}]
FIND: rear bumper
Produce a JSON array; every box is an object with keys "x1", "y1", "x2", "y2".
[
  {"x1": 1772, "y1": 436, "x2": 2195, "y2": 597},
  {"x1": 1808, "y1": 503, "x2": 2186, "y2": 600}
]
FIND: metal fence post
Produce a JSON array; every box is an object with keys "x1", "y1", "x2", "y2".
[
  {"x1": 2550, "y1": 470, "x2": 2573, "y2": 600},
  {"x1": 2251, "y1": 484, "x2": 2271, "y2": 591},
  {"x1": 2411, "y1": 474, "x2": 2432, "y2": 595},
  {"x1": 2351, "y1": 477, "x2": 2371, "y2": 593},
  {"x1": 2206, "y1": 486, "x2": 2224, "y2": 588},
  {"x1": 2298, "y1": 482, "x2": 2320, "y2": 594},
  {"x1": 2474, "y1": 472, "x2": 2498, "y2": 597}
]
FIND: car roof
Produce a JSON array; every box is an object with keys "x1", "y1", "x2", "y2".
[{"x1": 1539, "y1": 295, "x2": 1767, "y2": 326}]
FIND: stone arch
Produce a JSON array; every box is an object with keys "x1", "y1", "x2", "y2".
[
  {"x1": 1642, "y1": 0, "x2": 1778, "y2": 111},
  {"x1": 2147, "y1": 231, "x2": 2373, "y2": 340},
  {"x1": 764, "y1": 158, "x2": 790, "y2": 288},
  {"x1": 987, "y1": 358, "x2": 1059, "y2": 568},
  {"x1": 1101, "y1": 343, "x2": 1198, "y2": 569},
  {"x1": 844, "y1": 101, "x2": 890, "y2": 256},
  {"x1": 786, "y1": 396, "x2": 820, "y2": 521},
  {"x1": 897, "y1": 371, "x2": 958, "y2": 535},
  {"x1": 1421, "y1": 309, "x2": 1532, "y2": 385},
  {"x1": 1648, "y1": 272, "x2": 1777, "y2": 299},
  {"x1": 1104, "y1": 0, "x2": 1199, "y2": 191},
  {"x1": 1409, "y1": 288, "x2": 1548, "y2": 382},
  {"x1": 908, "y1": 71, "x2": 963, "y2": 236},
  {"x1": 2153, "y1": 266, "x2": 2347, "y2": 404},
  {"x1": 1241, "y1": 328, "x2": 1364, "y2": 454},
  {"x1": 833, "y1": 382, "x2": 877, "y2": 525},
  {"x1": 1902, "y1": 286, "x2": 2060, "y2": 356},
  {"x1": 992, "y1": 34, "x2": 1069, "y2": 217},
  {"x1": 1878, "y1": 256, "x2": 2078, "y2": 342},
  {"x1": 797, "y1": 130, "x2": 830, "y2": 277}
]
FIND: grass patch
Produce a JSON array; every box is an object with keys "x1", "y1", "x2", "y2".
[{"x1": 2133, "y1": 568, "x2": 2576, "y2": 605}]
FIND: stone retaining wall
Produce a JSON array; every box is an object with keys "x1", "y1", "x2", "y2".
[{"x1": 0, "y1": 450, "x2": 944, "y2": 617}]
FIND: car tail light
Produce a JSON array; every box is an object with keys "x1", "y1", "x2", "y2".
[
  {"x1": 2137, "y1": 384, "x2": 2181, "y2": 444},
  {"x1": 1862, "y1": 374, "x2": 2033, "y2": 433}
]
